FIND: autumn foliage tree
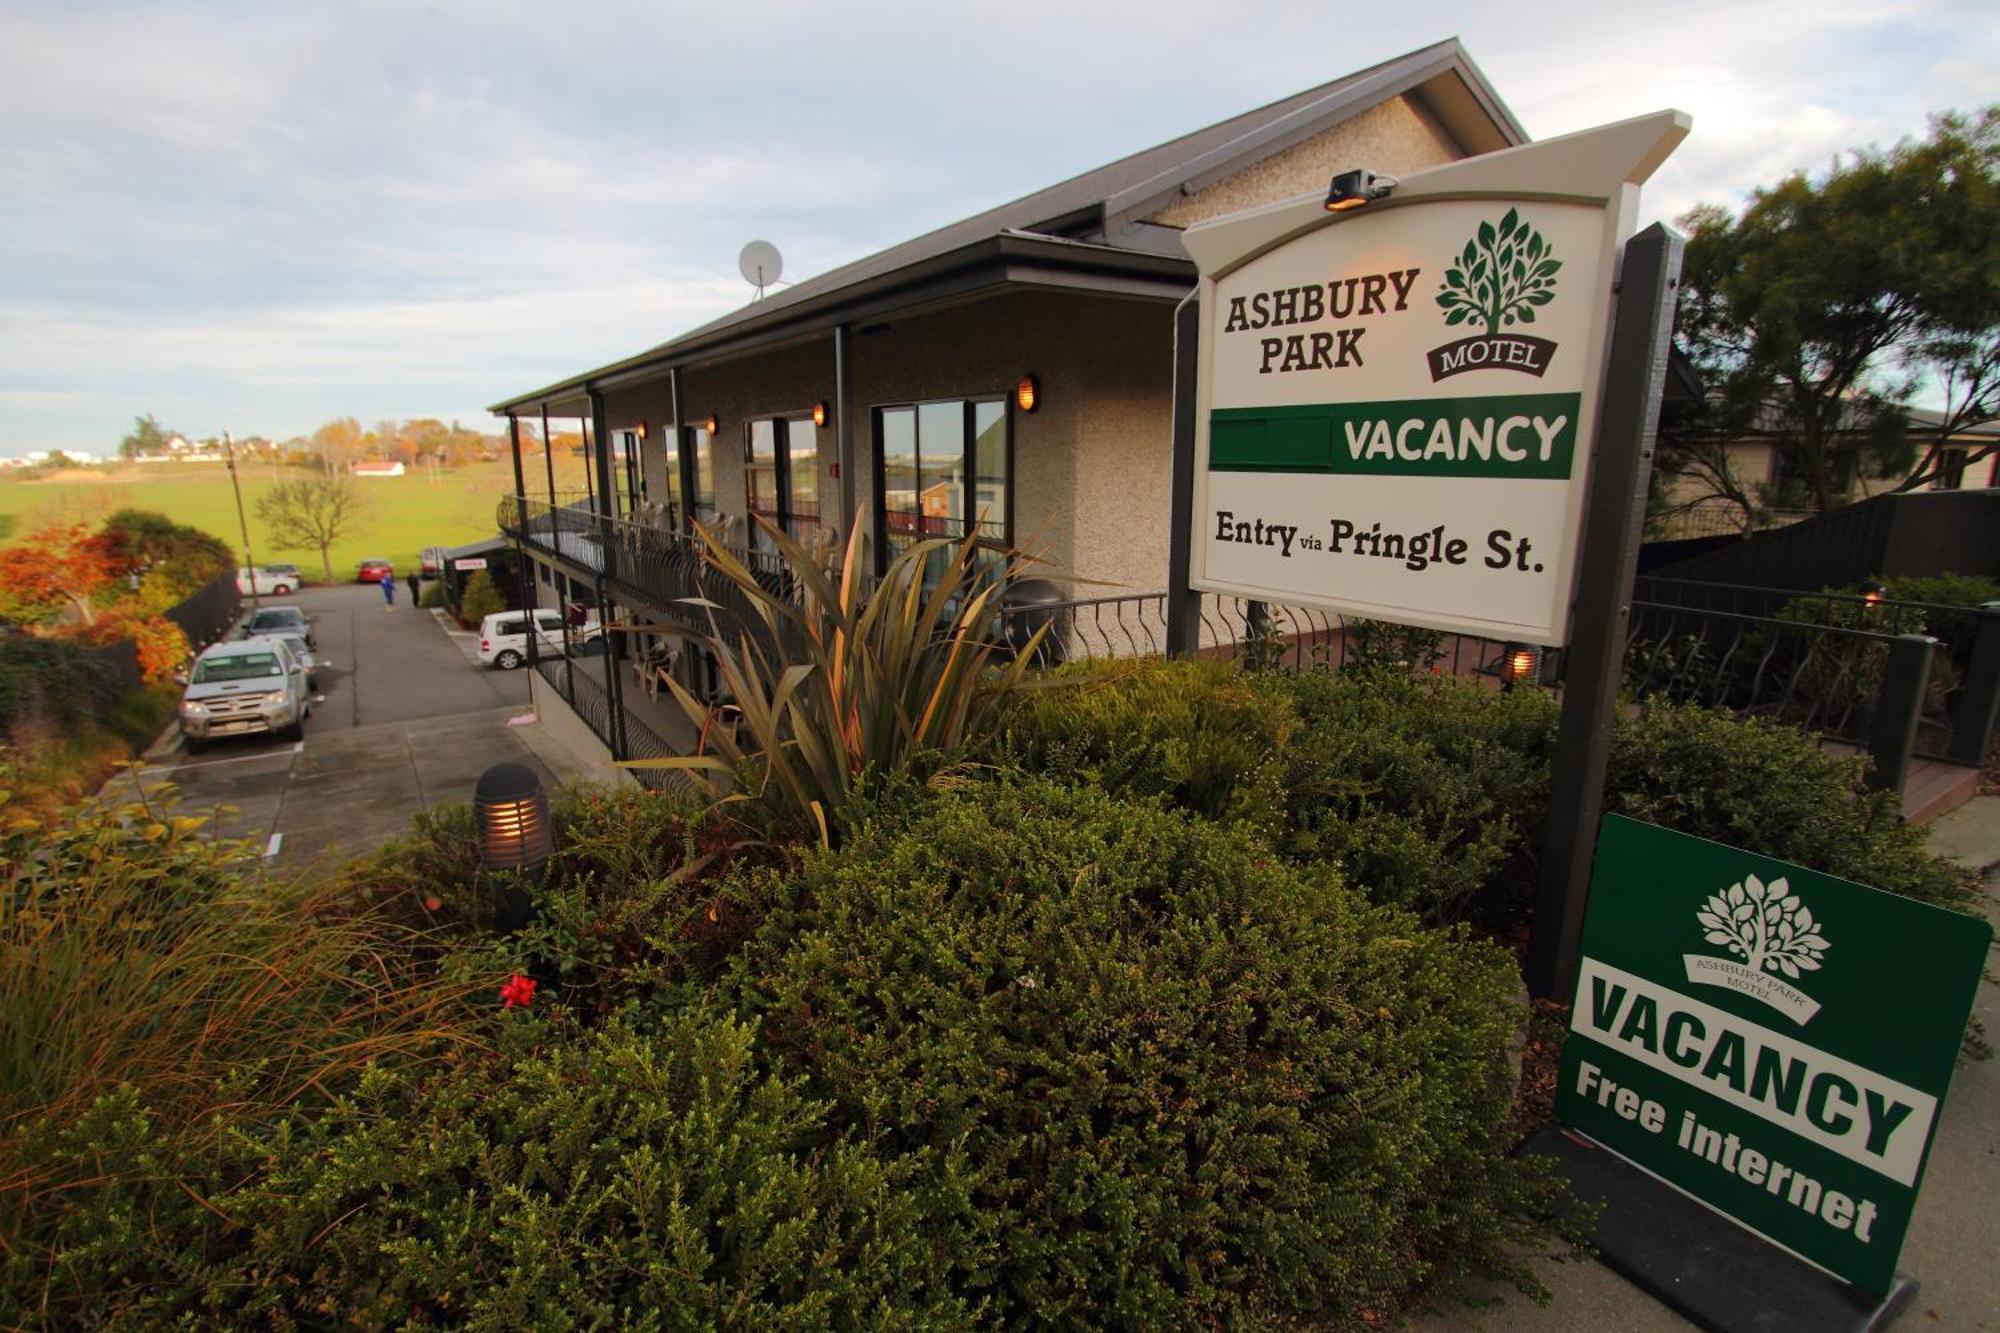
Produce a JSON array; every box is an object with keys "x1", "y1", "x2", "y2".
[{"x1": 0, "y1": 522, "x2": 122, "y2": 627}]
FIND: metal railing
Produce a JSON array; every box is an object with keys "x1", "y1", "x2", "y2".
[
  {"x1": 502, "y1": 493, "x2": 1995, "y2": 798},
  {"x1": 1635, "y1": 578, "x2": 2000, "y2": 764}
]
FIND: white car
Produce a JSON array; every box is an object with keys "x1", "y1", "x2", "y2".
[
  {"x1": 478, "y1": 609, "x2": 599, "y2": 670},
  {"x1": 236, "y1": 564, "x2": 304, "y2": 595}
]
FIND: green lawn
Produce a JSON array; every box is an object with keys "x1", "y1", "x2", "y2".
[{"x1": 0, "y1": 456, "x2": 591, "y2": 582}]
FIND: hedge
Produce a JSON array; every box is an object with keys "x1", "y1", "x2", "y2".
[
  {"x1": 722, "y1": 778, "x2": 1570, "y2": 1326},
  {"x1": 992, "y1": 660, "x2": 1970, "y2": 920}
]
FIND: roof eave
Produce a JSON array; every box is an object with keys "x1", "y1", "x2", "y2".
[{"x1": 489, "y1": 233, "x2": 1193, "y2": 415}]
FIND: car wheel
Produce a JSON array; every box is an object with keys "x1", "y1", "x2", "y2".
[
  {"x1": 282, "y1": 711, "x2": 306, "y2": 742},
  {"x1": 183, "y1": 734, "x2": 205, "y2": 755},
  {"x1": 495, "y1": 649, "x2": 524, "y2": 670}
]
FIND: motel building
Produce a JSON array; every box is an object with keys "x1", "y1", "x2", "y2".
[{"x1": 492, "y1": 38, "x2": 1530, "y2": 768}]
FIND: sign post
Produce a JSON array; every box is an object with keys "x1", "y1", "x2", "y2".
[{"x1": 1551, "y1": 816, "x2": 1990, "y2": 1325}]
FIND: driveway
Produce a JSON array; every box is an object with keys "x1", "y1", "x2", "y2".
[{"x1": 114, "y1": 582, "x2": 575, "y2": 869}]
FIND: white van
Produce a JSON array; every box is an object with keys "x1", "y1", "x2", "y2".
[{"x1": 477, "y1": 609, "x2": 599, "y2": 669}]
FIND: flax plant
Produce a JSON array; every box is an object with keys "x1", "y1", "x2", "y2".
[
  {"x1": 0, "y1": 774, "x2": 490, "y2": 1246},
  {"x1": 622, "y1": 519, "x2": 1052, "y2": 844}
]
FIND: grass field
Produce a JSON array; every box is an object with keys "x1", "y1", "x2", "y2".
[{"x1": 0, "y1": 455, "x2": 592, "y2": 581}]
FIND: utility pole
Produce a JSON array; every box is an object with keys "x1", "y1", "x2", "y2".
[{"x1": 225, "y1": 430, "x2": 260, "y2": 609}]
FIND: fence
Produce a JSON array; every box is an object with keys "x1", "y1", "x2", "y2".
[{"x1": 167, "y1": 569, "x2": 243, "y2": 650}]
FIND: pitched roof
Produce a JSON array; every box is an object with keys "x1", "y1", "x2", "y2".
[{"x1": 493, "y1": 37, "x2": 1525, "y2": 414}]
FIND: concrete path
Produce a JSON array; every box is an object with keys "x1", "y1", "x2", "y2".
[
  {"x1": 109, "y1": 583, "x2": 599, "y2": 868},
  {"x1": 1415, "y1": 799, "x2": 2000, "y2": 1331}
]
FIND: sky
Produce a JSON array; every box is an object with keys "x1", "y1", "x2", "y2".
[{"x1": 1, "y1": 0, "x2": 1992, "y2": 456}]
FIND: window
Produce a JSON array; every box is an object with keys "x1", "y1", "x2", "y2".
[
  {"x1": 681, "y1": 425, "x2": 716, "y2": 528},
  {"x1": 746, "y1": 416, "x2": 822, "y2": 552},
  {"x1": 1931, "y1": 449, "x2": 1969, "y2": 490},
  {"x1": 874, "y1": 396, "x2": 1009, "y2": 574}
]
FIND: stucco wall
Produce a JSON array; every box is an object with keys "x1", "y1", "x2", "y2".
[{"x1": 1148, "y1": 95, "x2": 1462, "y2": 230}]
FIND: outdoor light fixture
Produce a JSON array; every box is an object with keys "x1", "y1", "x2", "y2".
[
  {"x1": 633, "y1": 421, "x2": 648, "y2": 440},
  {"x1": 474, "y1": 761, "x2": 551, "y2": 930},
  {"x1": 1503, "y1": 642, "x2": 1543, "y2": 686},
  {"x1": 1862, "y1": 579, "x2": 1887, "y2": 609},
  {"x1": 1324, "y1": 168, "x2": 1396, "y2": 212},
  {"x1": 703, "y1": 413, "x2": 718, "y2": 436},
  {"x1": 1015, "y1": 374, "x2": 1039, "y2": 413},
  {"x1": 812, "y1": 401, "x2": 828, "y2": 427}
]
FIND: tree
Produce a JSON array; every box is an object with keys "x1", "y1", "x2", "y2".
[
  {"x1": 310, "y1": 417, "x2": 364, "y2": 476},
  {"x1": 255, "y1": 477, "x2": 366, "y2": 580},
  {"x1": 458, "y1": 569, "x2": 505, "y2": 625},
  {"x1": 117, "y1": 414, "x2": 172, "y2": 461},
  {"x1": 0, "y1": 521, "x2": 122, "y2": 626},
  {"x1": 1663, "y1": 108, "x2": 2000, "y2": 522}
]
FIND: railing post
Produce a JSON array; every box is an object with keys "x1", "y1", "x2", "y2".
[
  {"x1": 1166, "y1": 292, "x2": 1202, "y2": 658},
  {"x1": 1867, "y1": 633, "x2": 1937, "y2": 796},
  {"x1": 1945, "y1": 603, "x2": 2000, "y2": 766}
]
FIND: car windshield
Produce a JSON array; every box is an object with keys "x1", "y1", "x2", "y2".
[
  {"x1": 248, "y1": 611, "x2": 304, "y2": 629},
  {"x1": 194, "y1": 652, "x2": 283, "y2": 683}
]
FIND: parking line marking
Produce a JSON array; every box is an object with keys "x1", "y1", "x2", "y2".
[
  {"x1": 293, "y1": 740, "x2": 305, "y2": 753},
  {"x1": 142, "y1": 748, "x2": 296, "y2": 776},
  {"x1": 265, "y1": 833, "x2": 283, "y2": 858}
]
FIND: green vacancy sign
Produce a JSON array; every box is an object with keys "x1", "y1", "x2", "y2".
[{"x1": 1557, "y1": 816, "x2": 1991, "y2": 1294}]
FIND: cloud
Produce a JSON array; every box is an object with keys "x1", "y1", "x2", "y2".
[{"x1": 1, "y1": 0, "x2": 1992, "y2": 450}]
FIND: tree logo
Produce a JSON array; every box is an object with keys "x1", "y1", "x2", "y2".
[
  {"x1": 1425, "y1": 207, "x2": 1563, "y2": 382},
  {"x1": 1683, "y1": 873, "x2": 1830, "y2": 1024}
]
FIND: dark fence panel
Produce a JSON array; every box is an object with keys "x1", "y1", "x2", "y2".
[
  {"x1": 167, "y1": 570, "x2": 243, "y2": 649},
  {"x1": 1649, "y1": 490, "x2": 2000, "y2": 591}
]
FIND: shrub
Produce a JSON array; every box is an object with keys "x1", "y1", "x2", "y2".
[
  {"x1": 0, "y1": 632, "x2": 115, "y2": 739},
  {"x1": 994, "y1": 661, "x2": 1561, "y2": 923},
  {"x1": 0, "y1": 781, "x2": 489, "y2": 1273},
  {"x1": 459, "y1": 567, "x2": 506, "y2": 624},
  {"x1": 994, "y1": 659, "x2": 1967, "y2": 921},
  {"x1": 354, "y1": 786, "x2": 757, "y2": 1022},
  {"x1": 992, "y1": 658, "x2": 1292, "y2": 837},
  {"x1": 419, "y1": 576, "x2": 445, "y2": 608},
  {"x1": 1881, "y1": 572, "x2": 2000, "y2": 608},
  {"x1": 628, "y1": 520, "x2": 1051, "y2": 846},
  {"x1": 6, "y1": 1011, "x2": 961, "y2": 1328},
  {"x1": 1608, "y1": 701, "x2": 1970, "y2": 912},
  {"x1": 724, "y1": 778, "x2": 1571, "y2": 1326}
]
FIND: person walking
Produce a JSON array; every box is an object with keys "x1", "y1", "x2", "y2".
[
  {"x1": 406, "y1": 571, "x2": 420, "y2": 606},
  {"x1": 380, "y1": 570, "x2": 396, "y2": 608}
]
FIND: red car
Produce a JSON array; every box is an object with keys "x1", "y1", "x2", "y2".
[{"x1": 356, "y1": 558, "x2": 394, "y2": 583}]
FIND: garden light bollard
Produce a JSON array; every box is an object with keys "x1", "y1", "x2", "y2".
[{"x1": 474, "y1": 761, "x2": 551, "y2": 931}]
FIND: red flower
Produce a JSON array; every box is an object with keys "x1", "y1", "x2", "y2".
[{"x1": 499, "y1": 973, "x2": 537, "y2": 1009}]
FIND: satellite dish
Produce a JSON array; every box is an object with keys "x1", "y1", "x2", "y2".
[{"x1": 738, "y1": 240, "x2": 783, "y2": 299}]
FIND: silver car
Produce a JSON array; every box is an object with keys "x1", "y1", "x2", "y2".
[
  {"x1": 178, "y1": 636, "x2": 311, "y2": 751},
  {"x1": 272, "y1": 631, "x2": 320, "y2": 690}
]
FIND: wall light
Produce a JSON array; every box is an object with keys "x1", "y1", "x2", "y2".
[
  {"x1": 703, "y1": 413, "x2": 718, "y2": 436},
  {"x1": 1862, "y1": 579, "x2": 1887, "y2": 609},
  {"x1": 1015, "y1": 374, "x2": 1039, "y2": 413},
  {"x1": 474, "y1": 761, "x2": 551, "y2": 930},
  {"x1": 812, "y1": 401, "x2": 828, "y2": 428},
  {"x1": 1503, "y1": 642, "x2": 1543, "y2": 687},
  {"x1": 633, "y1": 420, "x2": 648, "y2": 440},
  {"x1": 1324, "y1": 168, "x2": 1397, "y2": 212}
]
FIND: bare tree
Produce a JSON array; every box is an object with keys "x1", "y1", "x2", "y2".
[{"x1": 255, "y1": 477, "x2": 365, "y2": 580}]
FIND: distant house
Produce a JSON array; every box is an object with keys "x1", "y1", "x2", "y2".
[
  {"x1": 1655, "y1": 404, "x2": 2000, "y2": 538},
  {"x1": 352, "y1": 460, "x2": 407, "y2": 477}
]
